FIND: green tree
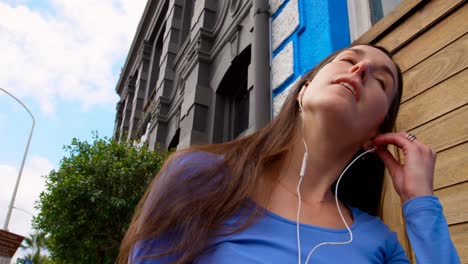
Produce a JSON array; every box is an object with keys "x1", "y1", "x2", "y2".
[
  {"x1": 19, "y1": 232, "x2": 50, "y2": 263},
  {"x1": 33, "y1": 134, "x2": 170, "y2": 263}
]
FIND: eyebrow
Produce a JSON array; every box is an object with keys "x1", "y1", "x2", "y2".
[{"x1": 348, "y1": 48, "x2": 397, "y2": 88}]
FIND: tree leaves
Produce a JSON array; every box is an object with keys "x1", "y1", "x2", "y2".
[{"x1": 33, "y1": 134, "x2": 170, "y2": 263}]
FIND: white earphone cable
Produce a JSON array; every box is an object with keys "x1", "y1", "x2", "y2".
[{"x1": 297, "y1": 99, "x2": 308, "y2": 264}]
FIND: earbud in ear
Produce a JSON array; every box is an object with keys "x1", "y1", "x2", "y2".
[
  {"x1": 298, "y1": 97, "x2": 304, "y2": 112},
  {"x1": 298, "y1": 85, "x2": 307, "y2": 111}
]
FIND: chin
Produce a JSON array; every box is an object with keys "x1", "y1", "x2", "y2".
[
  {"x1": 311, "y1": 92, "x2": 356, "y2": 115},
  {"x1": 308, "y1": 105, "x2": 356, "y2": 133}
]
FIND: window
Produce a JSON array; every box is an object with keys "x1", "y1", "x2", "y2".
[
  {"x1": 347, "y1": 0, "x2": 402, "y2": 41},
  {"x1": 180, "y1": 0, "x2": 195, "y2": 47},
  {"x1": 168, "y1": 128, "x2": 180, "y2": 150},
  {"x1": 214, "y1": 46, "x2": 251, "y2": 142},
  {"x1": 145, "y1": 38, "x2": 163, "y2": 105},
  {"x1": 231, "y1": 76, "x2": 249, "y2": 138}
]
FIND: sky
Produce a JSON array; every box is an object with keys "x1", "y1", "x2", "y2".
[{"x1": 0, "y1": 0, "x2": 147, "y2": 260}]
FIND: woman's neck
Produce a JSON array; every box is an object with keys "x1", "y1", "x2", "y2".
[{"x1": 278, "y1": 121, "x2": 361, "y2": 204}]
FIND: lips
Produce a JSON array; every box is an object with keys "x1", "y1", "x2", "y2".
[
  {"x1": 333, "y1": 78, "x2": 361, "y2": 101},
  {"x1": 339, "y1": 82, "x2": 356, "y2": 97}
]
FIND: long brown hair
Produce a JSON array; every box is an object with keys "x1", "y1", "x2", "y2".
[{"x1": 117, "y1": 44, "x2": 403, "y2": 264}]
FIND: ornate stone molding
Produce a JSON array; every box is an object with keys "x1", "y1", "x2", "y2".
[
  {"x1": 228, "y1": 24, "x2": 243, "y2": 59},
  {"x1": 137, "y1": 40, "x2": 153, "y2": 64},
  {"x1": 121, "y1": 76, "x2": 136, "y2": 99},
  {"x1": 230, "y1": 0, "x2": 242, "y2": 16}
]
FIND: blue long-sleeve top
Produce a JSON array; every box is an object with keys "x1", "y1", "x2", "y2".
[
  {"x1": 131, "y1": 152, "x2": 460, "y2": 263},
  {"x1": 205, "y1": 195, "x2": 461, "y2": 263},
  {"x1": 132, "y1": 196, "x2": 460, "y2": 263}
]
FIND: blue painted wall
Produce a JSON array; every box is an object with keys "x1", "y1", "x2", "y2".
[{"x1": 272, "y1": 0, "x2": 351, "y2": 97}]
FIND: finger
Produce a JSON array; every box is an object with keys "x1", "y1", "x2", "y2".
[
  {"x1": 373, "y1": 132, "x2": 415, "y2": 150},
  {"x1": 375, "y1": 148, "x2": 402, "y2": 176},
  {"x1": 405, "y1": 135, "x2": 427, "y2": 150}
]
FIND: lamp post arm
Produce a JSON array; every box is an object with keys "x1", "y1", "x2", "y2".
[
  {"x1": 12, "y1": 206, "x2": 35, "y2": 217},
  {"x1": 0, "y1": 87, "x2": 35, "y2": 231}
]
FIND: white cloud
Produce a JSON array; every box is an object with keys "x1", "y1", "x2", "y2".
[
  {"x1": 0, "y1": 0, "x2": 147, "y2": 113},
  {"x1": 0, "y1": 156, "x2": 54, "y2": 233}
]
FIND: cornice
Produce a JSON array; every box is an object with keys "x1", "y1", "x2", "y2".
[{"x1": 115, "y1": 0, "x2": 164, "y2": 95}]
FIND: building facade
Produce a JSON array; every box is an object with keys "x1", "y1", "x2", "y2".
[{"x1": 113, "y1": 0, "x2": 270, "y2": 151}]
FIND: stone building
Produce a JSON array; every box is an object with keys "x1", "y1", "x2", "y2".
[{"x1": 113, "y1": 0, "x2": 270, "y2": 151}]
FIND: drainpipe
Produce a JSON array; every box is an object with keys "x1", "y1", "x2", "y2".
[{"x1": 252, "y1": 0, "x2": 271, "y2": 130}]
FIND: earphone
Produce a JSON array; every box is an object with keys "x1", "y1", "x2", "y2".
[
  {"x1": 298, "y1": 86, "x2": 306, "y2": 111},
  {"x1": 296, "y1": 86, "x2": 377, "y2": 264}
]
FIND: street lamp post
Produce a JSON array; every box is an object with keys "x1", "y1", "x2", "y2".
[{"x1": 0, "y1": 87, "x2": 35, "y2": 231}]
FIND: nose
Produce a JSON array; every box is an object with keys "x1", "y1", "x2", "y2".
[{"x1": 351, "y1": 61, "x2": 369, "y2": 82}]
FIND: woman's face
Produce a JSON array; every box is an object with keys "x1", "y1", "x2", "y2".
[{"x1": 300, "y1": 45, "x2": 399, "y2": 144}]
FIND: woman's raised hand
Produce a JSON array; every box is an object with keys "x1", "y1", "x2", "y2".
[{"x1": 372, "y1": 132, "x2": 436, "y2": 203}]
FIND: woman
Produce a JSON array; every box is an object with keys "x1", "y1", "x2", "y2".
[{"x1": 118, "y1": 44, "x2": 460, "y2": 263}]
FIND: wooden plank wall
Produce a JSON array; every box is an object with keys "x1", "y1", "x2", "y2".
[{"x1": 355, "y1": 0, "x2": 467, "y2": 263}]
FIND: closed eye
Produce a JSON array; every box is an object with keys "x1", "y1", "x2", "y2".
[
  {"x1": 377, "y1": 79, "x2": 385, "y2": 90},
  {"x1": 341, "y1": 58, "x2": 356, "y2": 65}
]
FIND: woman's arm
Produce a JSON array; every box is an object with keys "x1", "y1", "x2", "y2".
[
  {"x1": 373, "y1": 133, "x2": 461, "y2": 263},
  {"x1": 403, "y1": 196, "x2": 460, "y2": 264}
]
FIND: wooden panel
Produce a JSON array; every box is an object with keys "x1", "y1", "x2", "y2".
[
  {"x1": 377, "y1": 0, "x2": 464, "y2": 51},
  {"x1": 434, "y1": 143, "x2": 468, "y2": 190},
  {"x1": 450, "y1": 222, "x2": 468, "y2": 263},
  {"x1": 436, "y1": 182, "x2": 468, "y2": 225},
  {"x1": 354, "y1": 0, "x2": 423, "y2": 44},
  {"x1": 409, "y1": 106, "x2": 468, "y2": 152},
  {"x1": 393, "y1": 3, "x2": 468, "y2": 72},
  {"x1": 402, "y1": 34, "x2": 468, "y2": 102},
  {"x1": 397, "y1": 69, "x2": 468, "y2": 131}
]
